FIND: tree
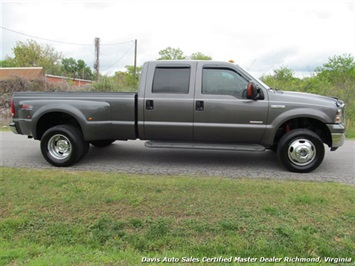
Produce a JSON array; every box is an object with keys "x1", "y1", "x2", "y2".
[
  {"x1": 6, "y1": 39, "x2": 62, "y2": 74},
  {"x1": 317, "y1": 54, "x2": 355, "y2": 75},
  {"x1": 190, "y1": 52, "x2": 212, "y2": 60},
  {"x1": 315, "y1": 54, "x2": 354, "y2": 99},
  {"x1": 274, "y1": 66, "x2": 295, "y2": 82},
  {"x1": 260, "y1": 66, "x2": 300, "y2": 91},
  {"x1": 315, "y1": 54, "x2": 355, "y2": 126},
  {"x1": 316, "y1": 54, "x2": 355, "y2": 89},
  {"x1": 157, "y1": 47, "x2": 212, "y2": 61},
  {"x1": 124, "y1": 65, "x2": 142, "y2": 87},
  {"x1": 61, "y1": 57, "x2": 93, "y2": 80},
  {"x1": 112, "y1": 65, "x2": 142, "y2": 91},
  {"x1": 0, "y1": 59, "x2": 15, "y2": 67},
  {"x1": 157, "y1": 47, "x2": 187, "y2": 60}
]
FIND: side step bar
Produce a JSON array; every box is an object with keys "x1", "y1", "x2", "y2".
[{"x1": 145, "y1": 141, "x2": 265, "y2": 152}]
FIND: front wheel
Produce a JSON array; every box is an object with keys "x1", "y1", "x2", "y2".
[
  {"x1": 41, "y1": 125, "x2": 88, "y2": 167},
  {"x1": 277, "y1": 129, "x2": 325, "y2": 173}
]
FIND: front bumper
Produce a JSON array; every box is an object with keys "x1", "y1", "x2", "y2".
[{"x1": 327, "y1": 123, "x2": 346, "y2": 151}]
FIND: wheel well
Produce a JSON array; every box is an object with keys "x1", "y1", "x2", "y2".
[
  {"x1": 273, "y1": 118, "x2": 332, "y2": 147},
  {"x1": 36, "y1": 112, "x2": 82, "y2": 140}
]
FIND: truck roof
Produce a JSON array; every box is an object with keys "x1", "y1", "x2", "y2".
[{"x1": 146, "y1": 60, "x2": 236, "y2": 65}]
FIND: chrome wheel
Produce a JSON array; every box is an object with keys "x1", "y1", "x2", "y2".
[
  {"x1": 41, "y1": 125, "x2": 88, "y2": 167},
  {"x1": 287, "y1": 138, "x2": 316, "y2": 166},
  {"x1": 47, "y1": 134, "x2": 72, "y2": 160},
  {"x1": 277, "y1": 129, "x2": 325, "y2": 173}
]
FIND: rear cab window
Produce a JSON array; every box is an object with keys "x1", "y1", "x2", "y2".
[{"x1": 152, "y1": 67, "x2": 190, "y2": 94}]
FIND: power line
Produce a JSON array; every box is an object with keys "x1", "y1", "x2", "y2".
[
  {"x1": 103, "y1": 44, "x2": 135, "y2": 72},
  {"x1": 0, "y1": 26, "x2": 133, "y2": 46}
]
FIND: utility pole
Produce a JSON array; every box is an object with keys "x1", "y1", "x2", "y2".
[
  {"x1": 133, "y1": 39, "x2": 137, "y2": 85},
  {"x1": 94, "y1": 37, "x2": 100, "y2": 80}
]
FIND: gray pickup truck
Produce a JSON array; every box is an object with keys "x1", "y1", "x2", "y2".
[{"x1": 10, "y1": 60, "x2": 346, "y2": 172}]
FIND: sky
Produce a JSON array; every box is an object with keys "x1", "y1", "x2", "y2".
[{"x1": 1, "y1": 0, "x2": 354, "y2": 78}]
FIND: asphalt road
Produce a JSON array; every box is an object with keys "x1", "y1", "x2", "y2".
[{"x1": 1, "y1": 132, "x2": 354, "y2": 184}]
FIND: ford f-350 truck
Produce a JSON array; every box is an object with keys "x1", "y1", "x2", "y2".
[{"x1": 10, "y1": 60, "x2": 346, "y2": 172}]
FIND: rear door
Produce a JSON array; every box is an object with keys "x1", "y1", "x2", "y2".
[{"x1": 143, "y1": 61, "x2": 197, "y2": 141}]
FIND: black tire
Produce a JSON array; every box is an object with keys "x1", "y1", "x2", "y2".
[
  {"x1": 90, "y1": 140, "x2": 115, "y2": 148},
  {"x1": 40, "y1": 125, "x2": 87, "y2": 167},
  {"x1": 277, "y1": 129, "x2": 325, "y2": 173}
]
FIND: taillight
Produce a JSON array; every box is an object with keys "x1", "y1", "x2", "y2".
[{"x1": 11, "y1": 100, "x2": 15, "y2": 117}]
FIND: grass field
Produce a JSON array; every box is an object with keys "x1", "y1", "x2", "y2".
[
  {"x1": 0, "y1": 167, "x2": 354, "y2": 265},
  {"x1": 347, "y1": 127, "x2": 355, "y2": 138}
]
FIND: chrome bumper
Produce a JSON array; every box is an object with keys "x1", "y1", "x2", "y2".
[{"x1": 327, "y1": 124, "x2": 346, "y2": 151}]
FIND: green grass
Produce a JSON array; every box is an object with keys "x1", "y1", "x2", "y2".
[
  {"x1": 0, "y1": 126, "x2": 10, "y2": 131},
  {"x1": 347, "y1": 127, "x2": 355, "y2": 139},
  {"x1": 0, "y1": 167, "x2": 354, "y2": 265}
]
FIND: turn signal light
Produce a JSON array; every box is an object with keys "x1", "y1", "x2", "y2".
[{"x1": 335, "y1": 109, "x2": 342, "y2": 123}]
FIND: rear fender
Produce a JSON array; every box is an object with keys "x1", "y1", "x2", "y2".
[{"x1": 32, "y1": 104, "x2": 88, "y2": 140}]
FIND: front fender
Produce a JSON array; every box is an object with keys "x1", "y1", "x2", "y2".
[{"x1": 261, "y1": 107, "x2": 332, "y2": 146}]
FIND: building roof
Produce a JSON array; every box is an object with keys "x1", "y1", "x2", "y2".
[
  {"x1": 45, "y1": 74, "x2": 92, "y2": 83},
  {"x1": 0, "y1": 67, "x2": 44, "y2": 80}
]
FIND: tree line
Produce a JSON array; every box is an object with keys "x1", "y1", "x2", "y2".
[{"x1": 1, "y1": 40, "x2": 94, "y2": 80}]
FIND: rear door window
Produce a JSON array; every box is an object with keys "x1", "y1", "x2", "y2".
[{"x1": 152, "y1": 67, "x2": 190, "y2": 94}]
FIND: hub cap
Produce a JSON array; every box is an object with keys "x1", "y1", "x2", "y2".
[
  {"x1": 288, "y1": 139, "x2": 316, "y2": 166},
  {"x1": 48, "y1": 134, "x2": 72, "y2": 160}
]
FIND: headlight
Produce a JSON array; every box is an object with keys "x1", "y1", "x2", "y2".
[
  {"x1": 335, "y1": 107, "x2": 345, "y2": 124},
  {"x1": 335, "y1": 100, "x2": 345, "y2": 124}
]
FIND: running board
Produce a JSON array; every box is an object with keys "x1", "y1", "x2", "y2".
[{"x1": 145, "y1": 141, "x2": 265, "y2": 152}]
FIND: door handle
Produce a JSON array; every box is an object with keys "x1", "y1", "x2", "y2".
[
  {"x1": 146, "y1": 100, "x2": 154, "y2": 110},
  {"x1": 196, "y1": 101, "x2": 204, "y2": 111}
]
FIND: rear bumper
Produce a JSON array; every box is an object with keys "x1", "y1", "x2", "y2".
[{"x1": 327, "y1": 123, "x2": 346, "y2": 151}]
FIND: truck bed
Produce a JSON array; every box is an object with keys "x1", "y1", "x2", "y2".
[{"x1": 11, "y1": 91, "x2": 138, "y2": 141}]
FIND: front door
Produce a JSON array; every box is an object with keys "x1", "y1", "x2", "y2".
[{"x1": 194, "y1": 63, "x2": 268, "y2": 144}]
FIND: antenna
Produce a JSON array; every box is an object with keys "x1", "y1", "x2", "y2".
[{"x1": 94, "y1": 37, "x2": 100, "y2": 79}]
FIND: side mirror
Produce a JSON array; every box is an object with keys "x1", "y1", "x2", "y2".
[
  {"x1": 247, "y1": 82, "x2": 257, "y2": 100},
  {"x1": 247, "y1": 82, "x2": 264, "y2": 100}
]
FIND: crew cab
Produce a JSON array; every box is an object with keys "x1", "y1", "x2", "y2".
[{"x1": 10, "y1": 60, "x2": 346, "y2": 172}]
